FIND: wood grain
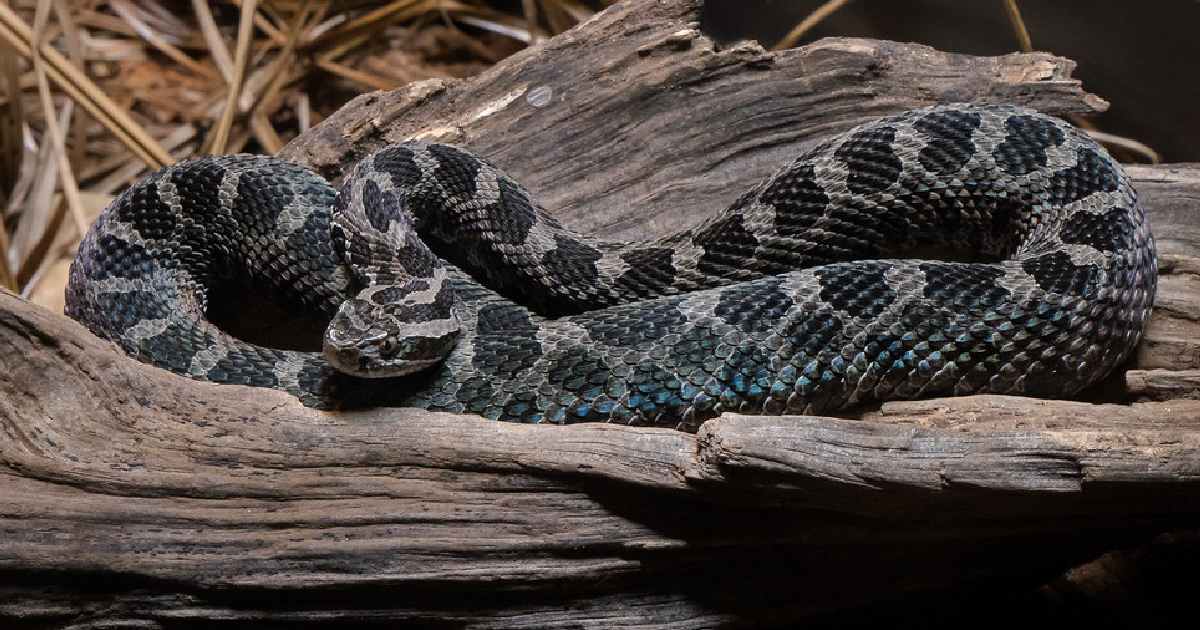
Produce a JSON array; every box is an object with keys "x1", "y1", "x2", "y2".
[{"x1": 4, "y1": 0, "x2": 1198, "y2": 626}]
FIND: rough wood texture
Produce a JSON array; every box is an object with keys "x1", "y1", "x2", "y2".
[{"x1": 4, "y1": 0, "x2": 1200, "y2": 626}]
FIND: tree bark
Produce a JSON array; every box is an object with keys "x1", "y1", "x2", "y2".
[{"x1": 4, "y1": 0, "x2": 1200, "y2": 626}]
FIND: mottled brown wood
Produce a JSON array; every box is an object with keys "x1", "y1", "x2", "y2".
[
  {"x1": 1128, "y1": 164, "x2": 1200, "y2": 258},
  {"x1": 3, "y1": 0, "x2": 1200, "y2": 626},
  {"x1": 1126, "y1": 369, "x2": 1200, "y2": 400},
  {"x1": 1137, "y1": 252, "x2": 1200, "y2": 371}
]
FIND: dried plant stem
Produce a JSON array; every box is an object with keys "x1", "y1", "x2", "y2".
[
  {"x1": 304, "y1": 0, "x2": 427, "y2": 52},
  {"x1": 296, "y1": 92, "x2": 311, "y2": 132},
  {"x1": 248, "y1": 4, "x2": 311, "y2": 124},
  {"x1": 522, "y1": 0, "x2": 540, "y2": 42},
  {"x1": 0, "y1": 2, "x2": 172, "y2": 168},
  {"x1": 91, "y1": 126, "x2": 196, "y2": 196},
  {"x1": 1085, "y1": 129, "x2": 1161, "y2": 164},
  {"x1": 205, "y1": 0, "x2": 258, "y2": 154},
  {"x1": 1003, "y1": 0, "x2": 1033, "y2": 52},
  {"x1": 246, "y1": 2, "x2": 287, "y2": 45},
  {"x1": 315, "y1": 58, "x2": 399, "y2": 91},
  {"x1": 773, "y1": 0, "x2": 853, "y2": 50},
  {"x1": 0, "y1": 43, "x2": 25, "y2": 213},
  {"x1": 110, "y1": 0, "x2": 219, "y2": 81},
  {"x1": 0, "y1": 180, "x2": 13, "y2": 287},
  {"x1": 50, "y1": 0, "x2": 86, "y2": 168},
  {"x1": 30, "y1": 0, "x2": 86, "y2": 238},
  {"x1": 249, "y1": 113, "x2": 282, "y2": 153},
  {"x1": 191, "y1": 0, "x2": 235, "y2": 83}
]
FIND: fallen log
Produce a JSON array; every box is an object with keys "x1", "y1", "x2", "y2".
[{"x1": 3, "y1": 0, "x2": 1198, "y2": 626}]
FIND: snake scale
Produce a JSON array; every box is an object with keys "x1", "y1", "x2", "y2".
[{"x1": 65, "y1": 104, "x2": 1157, "y2": 429}]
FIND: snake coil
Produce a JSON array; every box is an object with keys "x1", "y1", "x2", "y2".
[{"x1": 66, "y1": 104, "x2": 1157, "y2": 428}]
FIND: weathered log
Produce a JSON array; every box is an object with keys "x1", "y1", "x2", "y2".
[{"x1": 3, "y1": 0, "x2": 1199, "y2": 626}]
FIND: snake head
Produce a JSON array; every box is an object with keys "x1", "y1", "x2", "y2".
[{"x1": 323, "y1": 281, "x2": 461, "y2": 378}]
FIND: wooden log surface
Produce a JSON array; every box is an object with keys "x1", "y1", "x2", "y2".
[{"x1": 3, "y1": 0, "x2": 1200, "y2": 626}]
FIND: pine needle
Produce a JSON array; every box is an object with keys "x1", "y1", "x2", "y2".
[
  {"x1": 0, "y1": 2, "x2": 172, "y2": 168},
  {"x1": 773, "y1": 0, "x2": 853, "y2": 50},
  {"x1": 1003, "y1": 0, "x2": 1033, "y2": 52},
  {"x1": 204, "y1": 0, "x2": 258, "y2": 154},
  {"x1": 191, "y1": 0, "x2": 235, "y2": 83},
  {"x1": 50, "y1": 0, "x2": 86, "y2": 167},
  {"x1": 31, "y1": 0, "x2": 87, "y2": 238}
]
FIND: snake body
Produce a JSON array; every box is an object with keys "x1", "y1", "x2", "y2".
[{"x1": 65, "y1": 104, "x2": 1157, "y2": 428}]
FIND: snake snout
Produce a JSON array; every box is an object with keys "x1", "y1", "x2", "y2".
[{"x1": 323, "y1": 310, "x2": 457, "y2": 378}]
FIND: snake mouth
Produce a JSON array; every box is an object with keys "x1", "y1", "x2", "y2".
[{"x1": 322, "y1": 342, "x2": 444, "y2": 378}]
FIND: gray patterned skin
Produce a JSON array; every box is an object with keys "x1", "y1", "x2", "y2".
[{"x1": 65, "y1": 104, "x2": 1157, "y2": 429}]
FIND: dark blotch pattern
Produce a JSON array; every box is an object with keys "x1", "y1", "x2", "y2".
[
  {"x1": 582, "y1": 299, "x2": 687, "y2": 346},
  {"x1": 1023, "y1": 251, "x2": 1102, "y2": 297},
  {"x1": 387, "y1": 281, "x2": 457, "y2": 323},
  {"x1": 84, "y1": 288, "x2": 171, "y2": 338},
  {"x1": 780, "y1": 308, "x2": 844, "y2": 366},
  {"x1": 542, "y1": 347, "x2": 617, "y2": 423},
  {"x1": 361, "y1": 180, "x2": 400, "y2": 233},
  {"x1": 373, "y1": 146, "x2": 423, "y2": 193},
  {"x1": 715, "y1": 276, "x2": 793, "y2": 333},
  {"x1": 835, "y1": 125, "x2": 902, "y2": 195},
  {"x1": 168, "y1": 160, "x2": 233, "y2": 276},
  {"x1": 286, "y1": 207, "x2": 345, "y2": 315},
  {"x1": 919, "y1": 263, "x2": 1009, "y2": 308},
  {"x1": 169, "y1": 160, "x2": 226, "y2": 224},
  {"x1": 816, "y1": 262, "x2": 896, "y2": 321},
  {"x1": 470, "y1": 303, "x2": 544, "y2": 387},
  {"x1": 993, "y1": 114, "x2": 1066, "y2": 176},
  {"x1": 236, "y1": 168, "x2": 296, "y2": 228},
  {"x1": 914, "y1": 109, "x2": 982, "y2": 175},
  {"x1": 370, "y1": 286, "x2": 407, "y2": 305},
  {"x1": 540, "y1": 235, "x2": 603, "y2": 301},
  {"x1": 428, "y1": 144, "x2": 482, "y2": 200},
  {"x1": 118, "y1": 174, "x2": 175, "y2": 241},
  {"x1": 208, "y1": 350, "x2": 280, "y2": 389},
  {"x1": 475, "y1": 301, "x2": 538, "y2": 336},
  {"x1": 692, "y1": 214, "x2": 760, "y2": 278},
  {"x1": 494, "y1": 177, "x2": 539, "y2": 244},
  {"x1": 454, "y1": 375, "x2": 497, "y2": 415},
  {"x1": 1046, "y1": 148, "x2": 1120, "y2": 205},
  {"x1": 394, "y1": 232, "x2": 436, "y2": 279},
  {"x1": 761, "y1": 162, "x2": 829, "y2": 237},
  {"x1": 1060, "y1": 207, "x2": 1136, "y2": 254},
  {"x1": 89, "y1": 234, "x2": 154, "y2": 280},
  {"x1": 614, "y1": 247, "x2": 677, "y2": 297},
  {"x1": 133, "y1": 320, "x2": 209, "y2": 376}
]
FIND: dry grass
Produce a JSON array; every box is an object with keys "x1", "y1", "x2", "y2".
[{"x1": 0, "y1": 0, "x2": 609, "y2": 308}]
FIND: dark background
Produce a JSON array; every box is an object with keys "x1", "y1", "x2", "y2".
[{"x1": 701, "y1": 0, "x2": 1200, "y2": 163}]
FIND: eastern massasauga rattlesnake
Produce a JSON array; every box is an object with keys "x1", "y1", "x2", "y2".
[{"x1": 64, "y1": 104, "x2": 1158, "y2": 429}]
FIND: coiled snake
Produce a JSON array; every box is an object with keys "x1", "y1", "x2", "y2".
[{"x1": 65, "y1": 104, "x2": 1158, "y2": 428}]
